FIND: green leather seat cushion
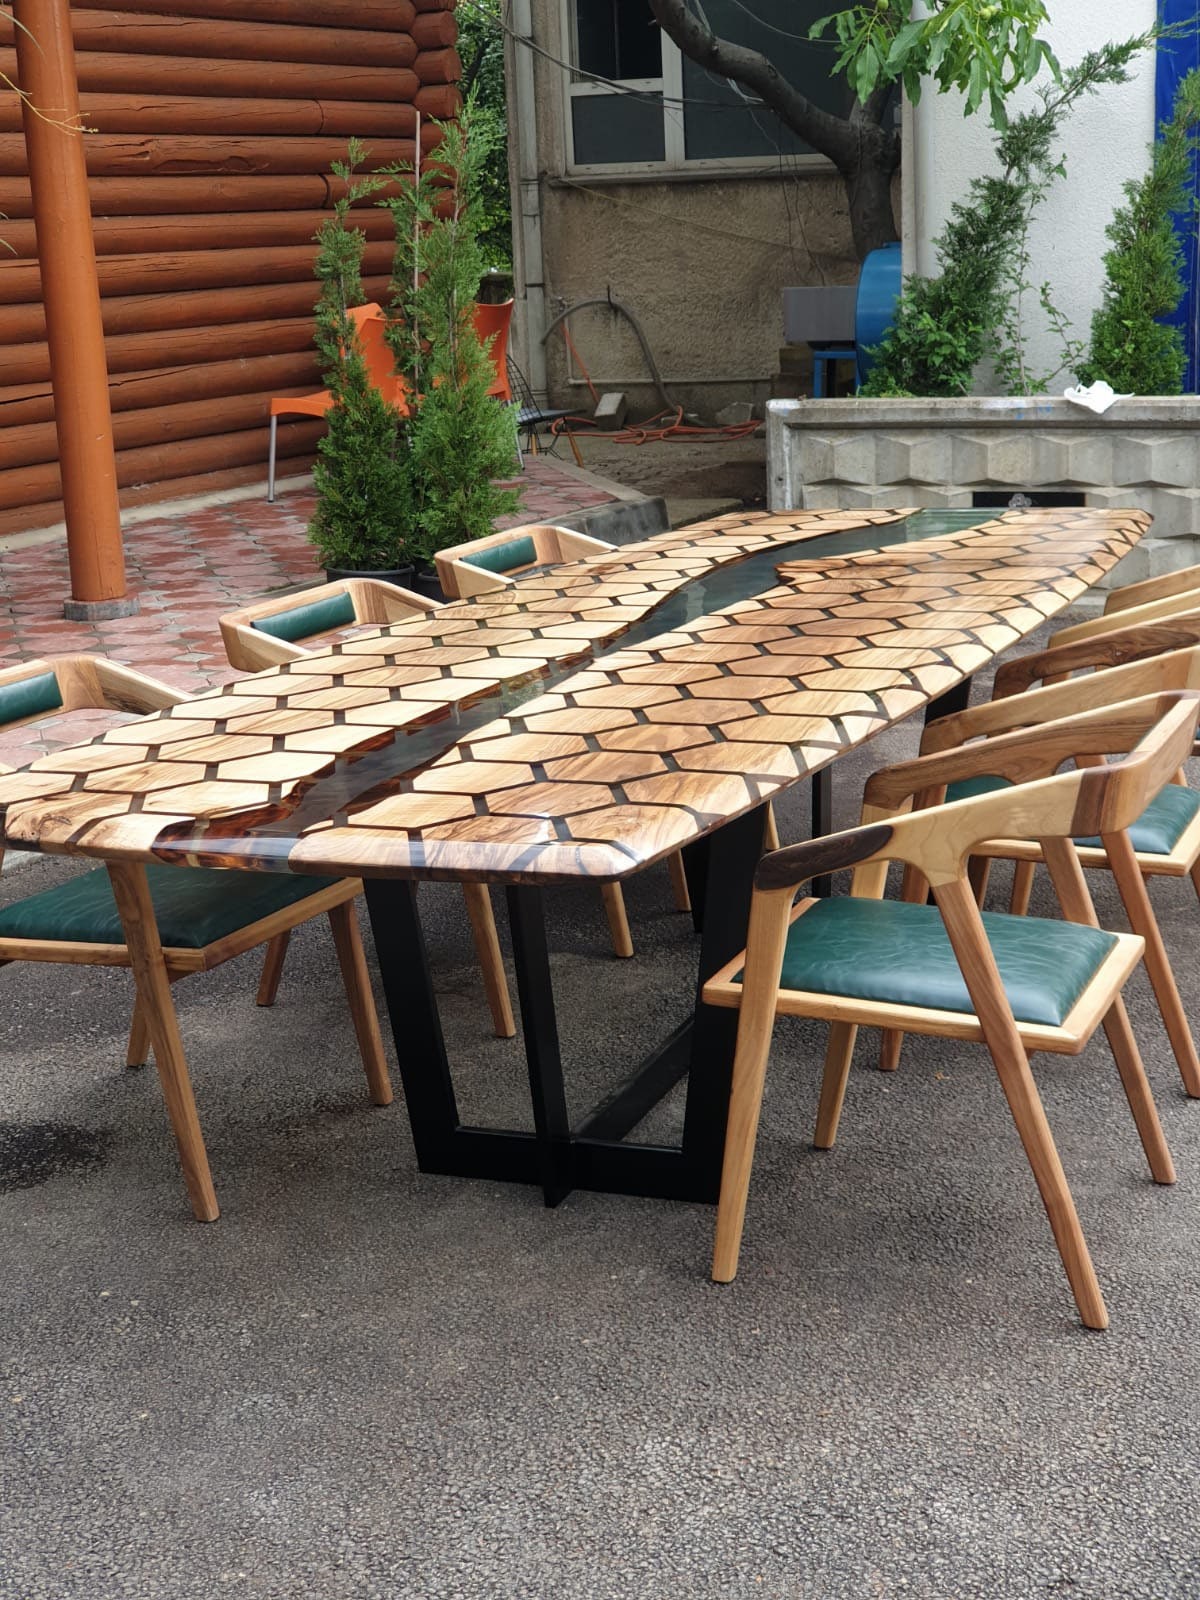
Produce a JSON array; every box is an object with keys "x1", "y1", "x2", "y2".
[
  {"x1": 945, "y1": 774, "x2": 1200, "y2": 855},
  {"x1": 462, "y1": 535, "x2": 538, "y2": 574},
  {"x1": 251, "y1": 590, "x2": 356, "y2": 643},
  {"x1": 735, "y1": 895, "x2": 1118, "y2": 1027},
  {"x1": 0, "y1": 864, "x2": 342, "y2": 949},
  {"x1": 0, "y1": 670, "x2": 63, "y2": 727}
]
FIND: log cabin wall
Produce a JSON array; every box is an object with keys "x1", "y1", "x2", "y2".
[{"x1": 0, "y1": 0, "x2": 460, "y2": 537}]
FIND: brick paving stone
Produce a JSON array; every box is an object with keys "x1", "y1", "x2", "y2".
[{"x1": 0, "y1": 460, "x2": 619, "y2": 766}]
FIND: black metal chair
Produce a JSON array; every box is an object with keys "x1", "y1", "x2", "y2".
[{"x1": 506, "y1": 355, "x2": 584, "y2": 467}]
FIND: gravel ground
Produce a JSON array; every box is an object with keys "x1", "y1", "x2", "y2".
[{"x1": 4, "y1": 618, "x2": 1200, "y2": 1599}]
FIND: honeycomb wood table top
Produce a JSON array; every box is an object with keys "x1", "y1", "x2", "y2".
[{"x1": 0, "y1": 506, "x2": 1147, "y2": 882}]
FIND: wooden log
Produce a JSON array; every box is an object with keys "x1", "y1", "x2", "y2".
[
  {"x1": 3, "y1": 273, "x2": 392, "y2": 341},
  {"x1": 0, "y1": 208, "x2": 394, "y2": 260},
  {"x1": 0, "y1": 239, "x2": 394, "y2": 303},
  {"x1": 0, "y1": 133, "x2": 425, "y2": 178},
  {"x1": 0, "y1": 316, "x2": 321, "y2": 384},
  {"x1": 413, "y1": 48, "x2": 461, "y2": 85},
  {"x1": 0, "y1": 173, "x2": 412, "y2": 217},
  {"x1": 413, "y1": 84, "x2": 460, "y2": 120},
  {"x1": 0, "y1": 91, "x2": 423, "y2": 138},
  {"x1": 0, "y1": 418, "x2": 325, "y2": 512},
  {"x1": 0, "y1": 350, "x2": 322, "y2": 426},
  {"x1": 68, "y1": 0, "x2": 418, "y2": 29},
  {"x1": 62, "y1": 10, "x2": 420, "y2": 69},
  {"x1": 412, "y1": 0, "x2": 454, "y2": 11},
  {"x1": 411, "y1": 12, "x2": 457, "y2": 49},
  {"x1": 1, "y1": 48, "x2": 420, "y2": 102},
  {"x1": 0, "y1": 387, "x2": 330, "y2": 474},
  {"x1": 0, "y1": 450, "x2": 319, "y2": 539}
]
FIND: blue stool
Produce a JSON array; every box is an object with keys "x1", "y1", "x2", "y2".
[{"x1": 810, "y1": 343, "x2": 858, "y2": 397}]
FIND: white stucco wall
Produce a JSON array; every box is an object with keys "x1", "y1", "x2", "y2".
[{"x1": 903, "y1": 0, "x2": 1157, "y2": 389}]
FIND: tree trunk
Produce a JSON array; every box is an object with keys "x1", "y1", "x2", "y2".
[{"x1": 844, "y1": 153, "x2": 902, "y2": 262}]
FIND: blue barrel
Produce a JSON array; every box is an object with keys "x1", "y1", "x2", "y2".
[{"x1": 855, "y1": 241, "x2": 902, "y2": 386}]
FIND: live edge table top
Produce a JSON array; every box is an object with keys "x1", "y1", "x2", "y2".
[{"x1": 0, "y1": 506, "x2": 1147, "y2": 883}]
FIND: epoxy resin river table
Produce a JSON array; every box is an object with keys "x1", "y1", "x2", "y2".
[{"x1": 0, "y1": 507, "x2": 1147, "y2": 1204}]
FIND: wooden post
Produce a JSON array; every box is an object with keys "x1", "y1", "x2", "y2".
[{"x1": 13, "y1": 0, "x2": 136, "y2": 617}]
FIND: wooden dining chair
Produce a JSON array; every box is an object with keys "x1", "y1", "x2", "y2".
[
  {"x1": 219, "y1": 577, "x2": 440, "y2": 673},
  {"x1": 0, "y1": 655, "x2": 396, "y2": 1222},
  {"x1": 218, "y1": 584, "x2": 516, "y2": 1040},
  {"x1": 972, "y1": 612, "x2": 1200, "y2": 921},
  {"x1": 872, "y1": 656, "x2": 1200, "y2": 1092},
  {"x1": 434, "y1": 522, "x2": 615, "y2": 602},
  {"x1": 703, "y1": 692, "x2": 1200, "y2": 1329}
]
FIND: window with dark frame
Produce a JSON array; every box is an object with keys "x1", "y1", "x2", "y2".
[{"x1": 566, "y1": 0, "x2": 856, "y2": 171}]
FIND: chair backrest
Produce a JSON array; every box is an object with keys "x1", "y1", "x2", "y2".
[
  {"x1": 993, "y1": 614, "x2": 1200, "y2": 698},
  {"x1": 219, "y1": 579, "x2": 439, "y2": 673},
  {"x1": 0, "y1": 656, "x2": 182, "y2": 730},
  {"x1": 1050, "y1": 589, "x2": 1200, "y2": 650},
  {"x1": 928, "y1": 643, "x2": 1200, "y2": 753},
  {"x1": 434, "y1": 522, "x2": 616, "y2": 600},
  {"x1": 1104, "y1": 561, "x2": 1200, "y2": 615},
  {"x1": 473, "y1": 300, "x2": 513, "y2": 401}
]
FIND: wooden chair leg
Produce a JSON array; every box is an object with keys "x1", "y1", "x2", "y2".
[
  {"x1": 1101, "y1": 997, "x2": 1176, "y2": 1184},
  {"x1": 878, "y1": 862, "x2": 927, "y2": 1071},
  {"x1": 935, "y1": 878, "x2": 1107, "y2": 1329},
  {"x1": 126, "y1": 998, "x2": 151, "y2": 1069},
  {"x1": 327, "y1": 902, "x2": 392, "y2": 1107},
  {"x1": 667, "y1": 851, "x2": 692, "y2": 914},
  {"x1": 255, "y1": 930, "x2": 290, "y2": 1007},
  {"x1": 1104, "y1": 831, "x2": 1200, "y2": 1098},
  {"x1": 763, "y1": 804, "x2": 780, "y2": 853},
  {"x1": 462, "y1": 882, "x2": 516, "y2": 1038},
  {"x1": 601, "y1": 882, "x2": 634, "y2": 958},
  {"x1": 1010, "y1": 859, "x2": 1036, "y2": 915},
  {"x1": 106, "y1": 862, "x2": 219, "y2": 1223},
  {"x1": 813, "y1": 1022, "x2": 858, "y2": 1149},
  {"x1": 967, "y1": 855, "x2": 991, "y2": 907},
  {"x1": 712, "y1": 891, "x2": 792, "y2": 1284}
]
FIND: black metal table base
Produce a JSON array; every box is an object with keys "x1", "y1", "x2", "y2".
[
  {"x1": 364, "y1": 675, "x2": 977, "y2": 1209},
  {"x1": 364, "y1": 803, "x2": 766, "y2": 1208}
]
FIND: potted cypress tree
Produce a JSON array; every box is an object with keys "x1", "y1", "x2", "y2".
[
  {"x1": 307, "y1": 144, "x2": 417, "y2": 586},
  {"x1": 383, "y1": 106, "x2": 519, "y2": 600},
  {"x1": 306, "y1": 113, "x2": 519, "y2": 598}
]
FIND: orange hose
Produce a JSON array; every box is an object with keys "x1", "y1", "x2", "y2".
[{"x1": 551, "y1": 407, "x2": 761, "y2": 445}]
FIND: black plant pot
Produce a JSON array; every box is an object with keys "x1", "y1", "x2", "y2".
[
  {"x1": 324, "y1": 564, "x2": 415, "y2": 589},
  {"x1": 410, "y1": 565, "x2": 447, "y2": 604}
]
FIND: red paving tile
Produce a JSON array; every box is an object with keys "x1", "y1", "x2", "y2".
[{"x1": 0, "y1": 460, "x2": 619, "y2": 766}]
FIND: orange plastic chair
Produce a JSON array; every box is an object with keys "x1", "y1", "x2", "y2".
[
  {"x1": 267, "y1": 304, "x2": 410, "y2": 501},
  {"x1": 472, "y1": 299, "x2": 513, "y2": 402}
]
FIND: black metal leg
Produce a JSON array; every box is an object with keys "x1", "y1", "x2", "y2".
[
  {"x1": 681, "y1": 835, "x2": 710, "y2": 935},
  {"x1": 363, "y1": 878, "x2": 459, "y2": 1169},
  {"x1": 505, "y1": 885, "x2": 572, "y2": 1207},
  {"x1": 810, "y1": 768, "x2": 834, "y2": 897},
  {"x1": 925, "y1": 674, "x2": 973, "y2": 725},
  {"x1": 679, "y1": 803, "x2": 773, "y2": 1201}
]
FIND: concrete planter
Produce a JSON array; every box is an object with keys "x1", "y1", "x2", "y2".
[{"x1": 767, "y1": 395, "x2": 1200, "y2": 588}]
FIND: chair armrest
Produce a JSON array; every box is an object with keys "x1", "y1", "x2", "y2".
[
  {"x1": 993, "y1": 617, "x2": 1200, "y2": 697},
  {"x1": 755, "y1": 821, "x2": 897, "y2": 892}
]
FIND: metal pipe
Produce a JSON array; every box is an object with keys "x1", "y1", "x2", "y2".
[
  {"x1": 14, "y1": 0, "x2": 134, "y2": 617},
  {"x1": 542, "y1": 296, "x2": 674, "y2": 412},
  {"x1": 508, "y1": 0, "x2": 548, "y2": 405}
]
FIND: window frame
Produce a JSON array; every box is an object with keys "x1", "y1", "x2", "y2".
[{"x1": 559, "y1": 0, "x2": 833, "y2": 178}]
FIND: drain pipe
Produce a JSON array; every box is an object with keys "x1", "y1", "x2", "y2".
[{"x1": 508, "y1": 0, "x2": 549, "y2": 404}]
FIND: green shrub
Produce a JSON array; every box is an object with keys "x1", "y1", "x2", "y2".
[{"x1": 1079, "y1": 67, "x2": 1200, "y2": 395}]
